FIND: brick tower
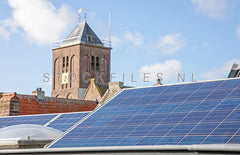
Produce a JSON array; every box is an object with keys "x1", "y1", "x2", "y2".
[{"x1": 51, "y1": 21, "x2": 111, "y2": 99}]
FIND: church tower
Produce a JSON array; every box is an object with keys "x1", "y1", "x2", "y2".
[{"x1": 51, "y1": 21, "x2": 111, "y2": 99}]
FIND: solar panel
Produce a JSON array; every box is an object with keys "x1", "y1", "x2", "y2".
[
  {"x1": 49, "y1": 78, "x2": 240, "y2": 148},
  {"x1": 47, "y1": 112, "x2": 89, "y2": 131},
  {"x1": 0, "y1": 112, "x2": 90, "y2": 133},
  {"x1": 0, "y1": 114, "x2": 57, "y2": 128}
]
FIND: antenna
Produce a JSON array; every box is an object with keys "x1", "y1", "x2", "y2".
[{"x1": 108, "y1": 8, "x2": 111, "y2": 47}]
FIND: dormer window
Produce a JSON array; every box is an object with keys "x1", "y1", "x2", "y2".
[{"x1": 87, "y1": 35, "x2": 92, "y2": 42}]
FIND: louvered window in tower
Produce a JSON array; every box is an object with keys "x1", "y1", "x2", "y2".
[
  {"x1": 96, "y1": 57, "x2": 99, "y2": 70},
  {"x1": 91, "y1": 56, "x2": 95, "y2": 70},
  {"x1": 87, "y1": 35, "x2": 92, "y2": 42},
  {"x1": 62, "y1": 57, "x2": 65, "y2": 72}
]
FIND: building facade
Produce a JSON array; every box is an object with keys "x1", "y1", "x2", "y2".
[{"x1": 51, "y1": 22, "x2": 111, "y2": 99}]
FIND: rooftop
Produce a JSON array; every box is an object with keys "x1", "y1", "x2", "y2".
[
  {"x1": 1, "y1": 78, "x2": 240, "y2": 154},
  {"x1": 53, "y1": 22, "x2": 110, "y2": 48}
]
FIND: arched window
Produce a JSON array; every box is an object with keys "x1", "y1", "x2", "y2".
[
  {"x1": 70, "y1": 55, "x2": 75, "y2": 88},
  {"x1": 62, "y1": 57, "x2": 65, "y2": 72},
  {"x1": 66, "y1": 93, "x2": 73, "y2": 99},
  {"x1": 91, "y1": 56, "x2": 95, "y2": 70},
  {"x1": 96, "y1": 57, "x2": 99, "y2": 70},
  {"x1": 66, "y1": 56, "x2": 69, "y2": 71},
  {"x1": 62, "y1": 57, "x2": 66, "y2": 89},
  {"x1": 53, "y1": 58, "x2": 59, "y2": 90}
]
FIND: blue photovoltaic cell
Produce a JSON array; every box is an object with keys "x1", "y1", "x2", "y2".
[
  {"x1": 179, "y1": 136, "x2": 206, "y2": 145},
  {"x1": 49, "y1": 78, "x2": 240, "y2": 148},
  {"x1": 158, "y1": 136, "x2": 183, "y2": 145},
  {"x1": 189, "y1": 123, "x2": 218, "y2": 135},
  {"x1": 137, "y1": 137, "x2": 159, "y2": 145},
  {"x1": 215, "y1": 99, "x2": 240, "y2": 110},
  {"x1": 203, "y1": 136, "x2": 231, "y2": 144},
  {"x1": 47, "y1": 112, "x2": 89, "y2": 131},
  {"x1": 0, "y1": 114, "x2": 57, "y2": 128},
  {"x1": 193, "y1": 100, "x2": 220, "y2": 112},
  {"x1": 211, "y1": 122, "x2": 240, "y2": 135},
  {"x1": 118, "y1": 137, "x2": 141, "y2": 146},
  {"x1": 229, "y1": 136, "x2": 240, "y2": 144}
]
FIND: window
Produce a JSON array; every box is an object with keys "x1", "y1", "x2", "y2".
[
  {"x1": 96, "y1": 57, "x2": 99, "y2": 70},
  {"x1": 66, "y1": 56, "x2": 69, "y2": 72},
  {"x1": 91, "y1": 56, "x2": 95, "y2": 70},
  {"x1": 66, "y1": 56, "x2": 69, "y2": 67},
  {"x1": 62, "y1": 57, "x2": 65, "y2": 69},
  {"x1": 87, "y1": 35, "x2": 92, "y2": 42}
]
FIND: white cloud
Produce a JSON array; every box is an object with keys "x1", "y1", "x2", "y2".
[
  {"x1": 192, "y1": 0, "x2": 227, "y2": 19},
  {"x1": 139, "y1": 59, "x2": 183, "y2": 83},
  {"x1": 0, "y1": 18, "x2": 18, "y2": 40},
  {"x1": 113, "y1": 31, "x2": 185, "y2": 55},
  {"x1": 201, "y1": 58, "x2": 240, "y2": 80},
  {"x1": 155, "y1": 33, "x2": 185, "y2": 55},
  {"x1": 124, "y1": 31, "x2": 143, "y2": 46},
  {"x1": 0, "y1": 0, "x2": 74, "y2": 45}
]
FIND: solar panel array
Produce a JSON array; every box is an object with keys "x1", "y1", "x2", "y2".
[
  {"x1": 0, "y1": 111, "x2": 90, "y2": 132},
  {"x1": 49, "y1": 78, "x2": 240, "y2": 148},
  {"x1": 0, "y1": 114, "x2": 57, "y2": 128},
  {"x1": 47, "y1": 112, "x2": 89, "y2": 131}
]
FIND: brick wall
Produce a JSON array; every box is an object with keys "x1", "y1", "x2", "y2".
[{"x1": 0, "y1": 92, "x2": 97, "y2": 116}]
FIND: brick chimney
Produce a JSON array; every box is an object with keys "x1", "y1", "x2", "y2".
[
  {"x1": 0, "y1": 92, "x2": 19, "y2": 116},
  {"x1": 32, "y1": 88, "x2": 45, "y2": 100}
]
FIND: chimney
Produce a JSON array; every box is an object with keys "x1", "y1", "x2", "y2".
[
  {"x1": 154, "y1": 77, "x2": 162, "y2": 86},
  {"x1": 32, "y1": 88, "x2": 45, "y2": 100},
  {"x1": 109, "y1": 81, "x2": 124, "y2": 90}
]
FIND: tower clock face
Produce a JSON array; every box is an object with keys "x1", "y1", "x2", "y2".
[{"x1": 62, "y1": 73, "x2": 69, "y2": 84}]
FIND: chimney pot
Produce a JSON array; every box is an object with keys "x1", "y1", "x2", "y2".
[{"x1": 32, "y1": 88, "x2": 45, "y2": 100}]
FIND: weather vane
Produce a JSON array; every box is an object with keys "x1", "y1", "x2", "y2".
[{"x1": 78, "y1": 8, "x2": 89, "y2": 23}]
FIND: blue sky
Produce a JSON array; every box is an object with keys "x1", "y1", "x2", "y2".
[{"x1": 0, "y1": 0, "x2": 240, "y2": 96}]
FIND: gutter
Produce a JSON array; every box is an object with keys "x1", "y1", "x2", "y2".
[{"x1": 1, "y1": 144, "x2": 240, "y2": 154}]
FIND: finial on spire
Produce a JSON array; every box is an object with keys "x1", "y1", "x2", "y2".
[
  {"x1": 78, "y1": 8, "x2": 82, "y2": 23},
  {"x1": 84, "y1": 9, "x2": 89, "y2": 23},
  {"x1": 78, "y1": 9, "x2": 89, "y2": 23}
]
